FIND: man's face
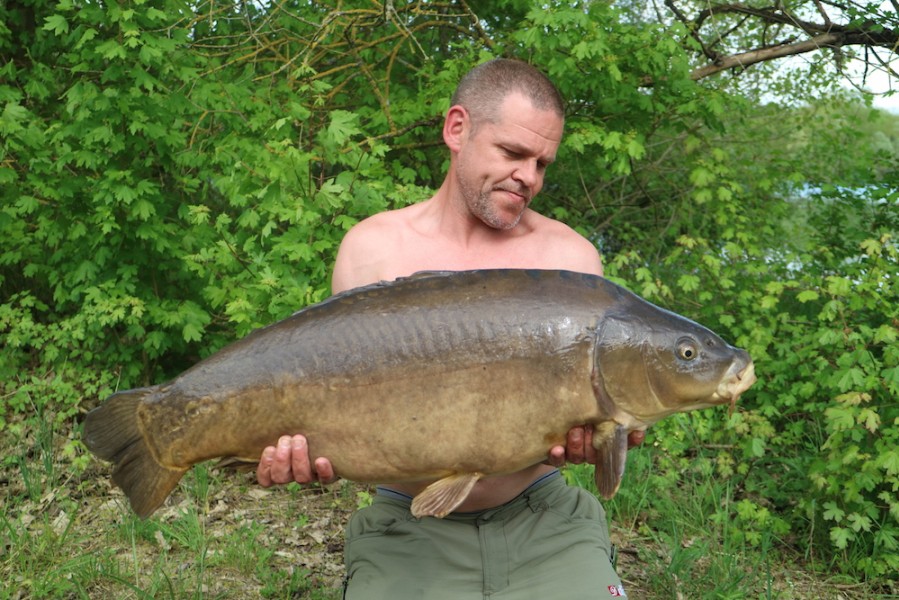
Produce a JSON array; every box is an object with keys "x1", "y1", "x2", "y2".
[{"x1": 455, "y1": 93, "x2": 564, "y2": 230}]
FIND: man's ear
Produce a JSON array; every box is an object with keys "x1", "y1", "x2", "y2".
[{"x1": 443, "y1": 105, "x2": 469, "y2": 152}]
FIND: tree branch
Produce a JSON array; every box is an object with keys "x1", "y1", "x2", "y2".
[
  {"x1": 664, "y1": 0, "x2": 720, "y2": 62},
  {"x1": 812, "y1": 0, "x2": 832, "y2": 28},
  {"x1": 660, "y1": 2, "x2": 899, "y2": 81},
  {"x1": 690, "y1": 32, "x2": 842, "y2": 80}
]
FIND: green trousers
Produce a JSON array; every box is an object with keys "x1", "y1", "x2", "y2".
[{"x1": 343, "y1": 471, "x2": 627, "y2": 599}]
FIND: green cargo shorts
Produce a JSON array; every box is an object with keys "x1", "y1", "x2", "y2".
[{"x1": 343, "y1": 471, "x2": 627, "y2": 599}]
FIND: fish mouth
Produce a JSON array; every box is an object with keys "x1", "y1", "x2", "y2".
[{"x1": 716, "y1": 362, "x2": 757, "y2": 411}]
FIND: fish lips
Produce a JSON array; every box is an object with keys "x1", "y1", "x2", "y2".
[{"x1": 717, "y1": 360, "x2": 757, "y2": 412}]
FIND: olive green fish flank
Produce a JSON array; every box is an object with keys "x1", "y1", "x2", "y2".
[{"x1": 83, "y1": 269, "x2": 756, "y2": 518}]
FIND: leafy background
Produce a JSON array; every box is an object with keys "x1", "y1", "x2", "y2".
[{"x1": 2, "y1": 0, "x2": 897, "y2": 597}]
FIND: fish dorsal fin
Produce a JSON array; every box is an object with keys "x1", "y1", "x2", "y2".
[
  {"x1": 593, "y1": 421, "x2": 629, "y2": 500},
  {"x1": 411, "y1": 472, "x2": 483, "y2": 518}
]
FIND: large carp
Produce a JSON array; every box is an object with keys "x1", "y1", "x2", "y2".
[{"x1": 83, "y1": 269, "x2": 756, "y2": 519}]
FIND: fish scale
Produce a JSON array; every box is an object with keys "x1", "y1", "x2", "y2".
[{"x1": 83, "y1": 269, "x2": 756, "y2": 519}]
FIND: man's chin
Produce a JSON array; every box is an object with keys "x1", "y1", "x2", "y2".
[
  {"x1": 483, "y1": 212, "x2": 524, "y2": 230},
  {"x1": 470, "y1": 193, "x2": 527, "y2": 230}
]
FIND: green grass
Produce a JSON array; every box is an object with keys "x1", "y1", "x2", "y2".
[
  {"x1": 562, "y1": 444, "x2": 894, "y2": 599},
  {"x1": 0, "y1": 405, "x2": 347, "y2": 600}
]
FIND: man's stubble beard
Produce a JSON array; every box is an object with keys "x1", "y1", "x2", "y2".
[
  {"x1": 470, "y1": 190, "x2": 524, "y2": 230},
  {"x1": 457, "y1": 169, "x2": 528, "y2": 231}
]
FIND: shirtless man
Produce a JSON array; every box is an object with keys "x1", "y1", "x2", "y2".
[{"x1": 257, "y1": 58, "x2": 634, "y2": 598}]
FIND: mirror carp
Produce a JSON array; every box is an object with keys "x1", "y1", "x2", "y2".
[{"x1": 83, "y1": 269, "x2": 756, "y2": 518}]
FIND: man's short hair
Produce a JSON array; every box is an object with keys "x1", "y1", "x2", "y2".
[{"x1": 451, "y1": 58, "x2": 565, "y2": 128}]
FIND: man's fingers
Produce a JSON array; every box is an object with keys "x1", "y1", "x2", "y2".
[
  {"x1": 256, "y1": 434, "x2": 336, "y2": 487},
  {"x1": 290, "y1": 435, "x2": 314, "y2": 483},
  {"x1": 257, "y1": 445, "x2": 276, "y2": 487},
  {"x1": 627, "y1": 429, "x2": 646, "y2": 448},
  {"x1": 582, "y1": 424, "x2": 597, "y2": 463},
  {"x1": 566, "y1": 426, "x2": 588, "y2": 464},
  {"x1": 574, "y1": 425, "x2": 598, "y2": 464},
  {"x1": 547, "y1": 445, "x2": 566, "y2": 467},
  {"x1": 314, "y1": 457, "x2": 337, "y2": 484},
  {"x1": 266, "y1": 435, "x2": 294, "y2": 484}
]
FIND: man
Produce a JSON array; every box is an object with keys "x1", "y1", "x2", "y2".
[{"x1": 257, "y1": 58, "x2": 637, "y2": 598}]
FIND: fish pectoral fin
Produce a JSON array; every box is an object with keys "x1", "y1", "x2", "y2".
[
  {"x1": 593, "y1": 422, "x2": 629, "y2": 500},
  {"x1": 411, "y1": 473, "x2": 483, "y2": 519}
]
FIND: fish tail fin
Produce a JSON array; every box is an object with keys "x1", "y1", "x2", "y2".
[{"x1": 82, "y1": 388, "x2": 186, "y2": 518}]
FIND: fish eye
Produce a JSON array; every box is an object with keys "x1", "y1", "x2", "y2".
[{"x1": 676, "y1": 338, "x2": 699, "y2": 361}]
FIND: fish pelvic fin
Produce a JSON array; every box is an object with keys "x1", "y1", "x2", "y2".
[
  {"x1": 82, "y1": 388, "x2": 186, "y2": 518},
  {"x1": 593, "y1": 421, "x2": 629, "y2": 500},
  {"x1": 411, "y1": 473, "x2": 483, "y2": 519}
]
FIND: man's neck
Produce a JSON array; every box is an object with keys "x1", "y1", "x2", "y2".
[{"x1": 417, "y1": 187, "x2": 530, "y2": 250}]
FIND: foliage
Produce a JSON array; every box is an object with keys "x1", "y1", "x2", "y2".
[
  {"x1": 2, "y1": 0, "x2": 898, "y2": 588},
  {"x1": 600, "y1": 143, "x2": 899, "y2": 579}
]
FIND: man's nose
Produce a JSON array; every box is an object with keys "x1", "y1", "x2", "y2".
[{"x1": 512, "y1": 160, "x2": 540, "y2": 188}]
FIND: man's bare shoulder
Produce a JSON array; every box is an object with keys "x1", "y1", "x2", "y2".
[
  {"x1": 342, "y1": 204, "x2": 422, "y2": 245},
  {"x1": 521, "y1": 210, "x2": 604, "y2": 275},
  {"x1": 521, "y1": 208, "x2": 578, "y2": 234},
  {"x1": 336, "y1": 211, "x2": 398, "y2": 263},
  {"x1": 332, "y1": 204, "x2": 428, "y2": 292}
]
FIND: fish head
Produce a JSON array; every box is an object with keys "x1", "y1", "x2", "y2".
[{"x1": 593, "y1": 302, "x2": 756, "y2": 425}]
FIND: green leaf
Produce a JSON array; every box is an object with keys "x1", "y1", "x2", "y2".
[
  {"x1": 860, "y1": 238, "x2": 882, "y2": 256},
  {"x1": 858, "y1": 408, "x2": 880, "y2": 433},
  {"x1": 874, "y1": 325, "x2": 897, "y2": 344},
  {"x1": 96, "y1": 39, "x2": 127, "y2": 60},
  {"x1": 874, "y1": 527, "x2": 899, "y2": 551},
  {"x1": 689, "y1": 166, "x2": 714, "y2": 187},
  {"x1": 825, "y1": 276, "x2": 852, "y2": 297},
  {"x1": 797, "y1": 290, "x2": 819, "y2": 303},
  {"x1": 677, "y1": 274, "x2": 700, "y2": 292},
  {"x1": 823, "y1": 502, "x2": 845, "y2": 522},
  {"x1": 325, "y1": 110, "x2": 361, "y2": 145},
  {"x1": 825, "y1": 406, "x2": 856, "y2": 431},
  {"x1": 882, "y1": 366, "x2": 899, "y2": 394},
  {"x1": 625, "y1": 137, "x2": 645, "y2": 160},
  {"x1": 0, "y1": 102, "x2": 29, "y2": 134},
  {"x1": 830, "y1": 526, "x2": 852, "y2": 549},
  {"x1": 835, "y1": 367, "x2": 866, "y2": 392},
  {"x1": 131, "y1": 199, "x2": 156, "y2": 221},
  {"x1": 877, "y1": 449, "x2": 899, "y2": 476},
  {"x1": 182, "y1": 322, "x2": 203, "y2": 343},
  {"x1": 848, "y1": 513, "x2": 873, "y2": 532},
  {"x1": 76, "y1": 28, "x2": 98, "y2": 49},
  {"x1": 692, "y1": 188, "x2": 713, "y2": 203},
  {"x1": 759, "y1": 295, "x2": 778, "y2": 310},
  {"x1": 42, "y1": 14, "x2": 69, "y2": 35},
  {"x1": 750, "y1": 437, "x2": 765, "y2": 458}
]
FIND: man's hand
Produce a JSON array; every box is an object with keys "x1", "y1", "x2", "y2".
[
  {"x1": 256, "y1": 434, "x2": 336, "y2": 487},
  {"x1": 547, "y1": 426, "x2": 646, "y2": 467}
]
